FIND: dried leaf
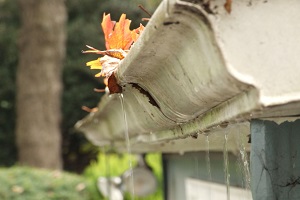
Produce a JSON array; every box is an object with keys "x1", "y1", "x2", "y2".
[
  {"x1": 132, "y1": 24, "x2": 145, "y2": 42},
  {"x1": 94, "y1": 88, "x2": 106, "y2": 93},
  {"x1": 224, "y1": 0, "x2": 232, "y2": 14},
  {"x1": 81, "y1": 106, "x2": 98, "y2": 113},
  {"x1": 83, "y1": 13, "x2": 145, "y2": 94},
  {"x1": 84, "y1": 46, "x2": 127, "y2": 59},
  {"x1": 101, "y1": 14, "x2": 116, "y2": 49},
  {"x1": 102, "y1": 13, "x2": 143, "y2": 50},
  {"x1": 108, "y1": 73, "x2": 122, "y2": 94}
]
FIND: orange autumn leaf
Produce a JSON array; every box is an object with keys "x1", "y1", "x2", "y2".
[
  {"x1": 102, "y1": 13, "x2": 143, "y2": 50},
  {"x1": 132, "y1": 23, "x2": 145, "y2": 42},
  {"x1": 83, "y1": 13, "x2": 145, "y2": 93},
  {"x1": 83, "y1": 13, "x2": 145, "y2": 78}
]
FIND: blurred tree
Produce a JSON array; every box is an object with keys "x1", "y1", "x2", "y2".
[{"x1": 16, "y1": 0, "x2": 67, "y2": 169}]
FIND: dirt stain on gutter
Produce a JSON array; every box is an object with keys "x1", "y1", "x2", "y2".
[{"x1": 131, "y1": 83, "x2": 160, "y2": 109}]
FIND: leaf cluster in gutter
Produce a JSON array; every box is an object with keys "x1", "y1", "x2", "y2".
[{"x1": 82, "y1": 13, "x2": 145, "y2": 94}]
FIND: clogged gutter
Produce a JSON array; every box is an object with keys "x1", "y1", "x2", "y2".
[{"x1": 82, "y1": 13, "x2": 145, "y2": 94}]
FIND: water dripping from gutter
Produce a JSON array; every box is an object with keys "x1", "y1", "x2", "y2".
[
  {"x1": 165, "y1": 0, "x2": 170, "y2": 18},
  {"x1": 194, "y1": 155, "x2": 199, "y2": 179},
  {"x1": 205, "y1": 135, "x2": 212, "y2": 181},
  {"x1": 236, "y1": 125, "x2": 252, "y2": 199},
  {"x1": 223, "y1": 131, "x2": 231, "y2": 200},
  {"x1": 205, "y1": 134, "x2": 212, "y2": 200},
  {"x1": 104, "y1": 149, "x2": 112, "y2": 199},
  {"x1": 119, "y1": 94, "x2": 135, "y2": 199}
]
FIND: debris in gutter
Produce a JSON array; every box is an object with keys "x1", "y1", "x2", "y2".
[
  {"x1": 108, "y1": 73, "x2": 122, "y2": 94},
  {"x1": 82, "y1": 13, "x2": 145, "y2": 94},
  {"x1": 81, "y1": 106, "x2": 98, "y2": 113},
  {"x1": 224, "y1": 0, "x2": 232, "y2": 14}
]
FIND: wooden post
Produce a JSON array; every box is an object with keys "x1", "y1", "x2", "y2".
[{"x1": 250, "y1": 119, "x2": 300, "y2": 200}]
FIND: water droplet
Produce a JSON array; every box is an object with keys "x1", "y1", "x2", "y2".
[
  {"x1": 119, "y1": 94, "x2": 135, "y2": 199},
  {"x1": 205, "y1": 135, "x2": 212, "y2": 199},
  {"x1": 236, "y1": 125, "x2": 251, "y2": 192},
  {"x1": 206, "y1": 135, "x2": 212, "y2": 181},
  {"x1": 223, "y1": 132, "x2": 231, "y2": 200}
]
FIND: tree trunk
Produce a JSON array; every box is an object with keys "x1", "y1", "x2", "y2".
[{"x1": 16, "y1": 0, "x2": 66, "y2": 169}]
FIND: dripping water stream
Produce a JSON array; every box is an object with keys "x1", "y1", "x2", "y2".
[
  {"x1": 205, "y1": 135, "x2": 212, "y2": 181},
  {"x1": 236, "y1": 125, "x2": 251, "y2": 199},
  {"x1": 205, "y1": 135, "x2": 212, "y2": 200},
  {"x1": 223, "y1": 132, "x2": 231, "y2": 200},
  {"x1": 119, "y1": 94, "x2": 135, "y2": 199},
  {"x1": 104, "y1": 148, "x2": 112, "y2": 199},
  {"x1": 165, "y1": 0, "x2": 170, "y2": 17}
]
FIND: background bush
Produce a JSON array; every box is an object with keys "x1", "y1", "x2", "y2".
[
  {"x1": 0, "y1": 154, "x2": 163, "y2": 200},
  {"x1": 0, "y1": 166, "x2": 101, "y2": 200},
  {"x1": 84, "y1": 153, "x2": 163, "y2": 200}
]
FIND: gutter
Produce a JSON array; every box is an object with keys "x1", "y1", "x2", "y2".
[{"x1": 76, "y1": 0, "x2": 300, "y2": 153}]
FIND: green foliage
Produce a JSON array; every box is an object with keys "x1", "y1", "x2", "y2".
[
  {"x1": 0, "y1": 166, "x2": 100, "y2": 200},
  {"x1": 84, "y1": 153, "x2": 163, "y2": 200}
]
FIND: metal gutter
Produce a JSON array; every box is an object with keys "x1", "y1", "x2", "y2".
[{"x1": 76, "y1": 0, "x2": 300, "y2": 153}]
